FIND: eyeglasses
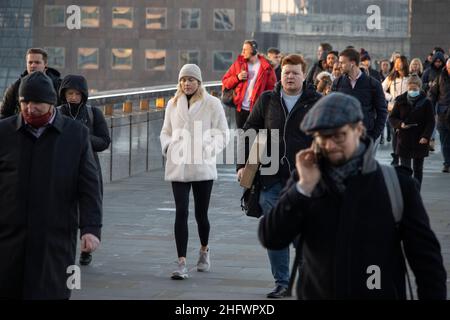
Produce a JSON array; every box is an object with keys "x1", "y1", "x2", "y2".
[{"x1": 313, "y1": 130, "x2": 349, "y2": 146}]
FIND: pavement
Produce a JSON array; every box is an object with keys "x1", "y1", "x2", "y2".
[{"x1": 71, "y1": 141, "x2": 450, "y2": 300}]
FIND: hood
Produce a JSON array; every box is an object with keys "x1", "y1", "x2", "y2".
[
  {"x1": 431, "y1": 52, "x2": 446, "y2": 68},
  {"x1": 59, "y1": 74, "x2": 89, "y2": 104}
]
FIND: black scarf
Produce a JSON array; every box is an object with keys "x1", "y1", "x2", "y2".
[{"x1": 323, "y1": 142, "x2": 367, "y2": 193}]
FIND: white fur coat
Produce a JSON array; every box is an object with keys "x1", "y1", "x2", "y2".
[{"x1": 160, "y1": 92, "x2": 229, "y2": 182}]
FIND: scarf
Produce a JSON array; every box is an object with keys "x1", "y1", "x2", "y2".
[{"x1": 323, "y1": 142, "x2": 367, "y2": 193}]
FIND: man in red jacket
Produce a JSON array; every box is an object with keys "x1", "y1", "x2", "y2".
[{"x1": 222, "y1": 40, "x2": 277, "y2": 128}]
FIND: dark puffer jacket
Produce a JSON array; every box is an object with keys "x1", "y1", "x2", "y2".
[
  {"x1": 0, "y1": 68, "x2": 62, "y2": 119},
  {"x1": 57, "y1": 75, "x2": 111, "y2": 193},
  {"x1": 389, "y1": 92, "x2": 435, "y2": 159},
  {"x1": 237, "y1": 82, "x2": 321, "y2": 189}
]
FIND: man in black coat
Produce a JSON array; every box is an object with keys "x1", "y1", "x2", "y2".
[
  {"x1": 237, "y1": 54, "x2": 321, "y2": 298},
  {"x1": 0, "y1": 71, "x2": 102, "y2": 299},
  {"x1": 259, "y1": 92, "x2": 447, "y2": 300},
  {"x1": 0, "y1": 48, "x2": 62, "y2": 119},
  {"x1": 332, "y1": 48, "x2": 387, "y2": 147}
]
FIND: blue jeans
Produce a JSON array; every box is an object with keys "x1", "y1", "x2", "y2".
[
  {"x1": 437, "y1": 121, "x2": 450, "y2": 166},
  {"x1": 259, "y1": 182, "x2": 290, "y2": 288}
]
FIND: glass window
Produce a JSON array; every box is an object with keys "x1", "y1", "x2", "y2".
[
  {"x1": 213, "y1": 51, "x2": 233, "y2": 72},
  {"x1": 112, "y1": 7, "x2": 133, "y2": 29},
  {"x1": 112, "y1": 49, "x2": 133, "y2": 70},
  {"x1": 44, "y1": 5, "x2": 65, "y2": 27},
  {"x1": 81, "y1": 6, "x2": 100, "y2": 28},
  {"x1": 179, "y1": 50, "x2": 200, "y2": 66},
  {"x1": 78, "y1": 48, "x2": 99, "y2": 70},
  {"x1": 214, "y1": 9, "x2": 235, "y2": 31},
  {"x1": 146, "y1": 8, "x2": 166, "y2": 29},
  {"x1": 45, "y1": 47, "x2": 65, "y2": 69},
  {"x1": 180, "y1": 8, "x2": 200, "y2": 29},
  {"x1": 145, "y1": 50, "x2": 166, "y2": 71},
  {"x1": 23, "y1": 13, "x2": 31, "y2": 28}
]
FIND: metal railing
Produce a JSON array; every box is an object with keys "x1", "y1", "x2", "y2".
[
  {"x1": 90, "y1": 81, "x2": 229, "y2": 183},
  {"x1": 87, "y1": 81, "x2": 223, "y2": 115}
]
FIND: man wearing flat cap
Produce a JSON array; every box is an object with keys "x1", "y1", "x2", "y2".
[
  {"x1": 0, "y1": 71, "x2": 102, "y2": 299},
  {"x1": 259, "y1": 92, "x2": 447, "y2": 299}
]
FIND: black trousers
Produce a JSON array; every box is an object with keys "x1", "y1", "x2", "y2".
[
  {"x1": 171, "y1": 180, "x2": 213, "y2": 258},
  {"x1": 400, "y1": 157, "x2": 424, "y2": 189},
  {"x1": 235, "y1": 109, "x2": 250, "y2": 129}
]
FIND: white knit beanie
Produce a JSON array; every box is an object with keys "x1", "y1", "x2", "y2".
[{"x1": 178, "y1": 64, "x2": 202, "y2": 82}]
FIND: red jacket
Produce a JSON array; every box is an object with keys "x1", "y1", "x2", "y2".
[{"x1": 222, "y1": 55, "x2": 276, "y2": 112}]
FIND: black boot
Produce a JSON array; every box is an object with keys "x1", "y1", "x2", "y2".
[
  {"x1": 390, "y1": 153, "x2": 399, "y2": 166},
  {"x1": 80, "y1": 252, "x2": 92, "y2": 266}
]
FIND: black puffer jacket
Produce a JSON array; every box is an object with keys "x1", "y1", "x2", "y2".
[
  {"x1": 259, "y1": 138, "x2": 447, "y2": 300},
  {"x1": 57, "y1": 75, "x2": 111, "y2": 193},
  {"x1": 389, "y1": 92, "x2": 435, "y2": 159},
  {"x1": 238, "y1": 82, "x2": 321, "y2": 189},
  {"x1": 0, "y1": 68, "x2": 62, "y2": 119}
]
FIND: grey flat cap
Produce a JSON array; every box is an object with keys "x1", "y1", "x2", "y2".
[{"x1": 300, "y1": 92, "x2": 363, "y2": 133}]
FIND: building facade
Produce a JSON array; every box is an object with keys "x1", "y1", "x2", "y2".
[
  {"x1": 1, "y1": 1, "x2": 448, "y2": 94},
  {"x1": 31, "y1": 0, "x2": 250, "y2": 91},
  {"x1": 0, "y1": 0, "x2": 33, "y2": 95},
  {"x1": 254, "y1": 0, "x2": 411, "y2": 66},
  {"x1": 410, "y1": 0, "x2": 450, "y2": 59}
]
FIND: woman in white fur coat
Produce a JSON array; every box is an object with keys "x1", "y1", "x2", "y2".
[{"x1": 160, "y1": 64, "x2": 229, "y2": 280}]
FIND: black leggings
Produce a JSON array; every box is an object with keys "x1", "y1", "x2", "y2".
[
  {"x1": 400, "y1": 157, "x2": 424, "y2": 189},
  {"x1": 171, "y1": 180, "x2": 213, "y2": 258}
]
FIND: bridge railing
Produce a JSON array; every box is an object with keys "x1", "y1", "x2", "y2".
[{"x1": 88, "y1": 81, "x2": 234, "y2": 184}]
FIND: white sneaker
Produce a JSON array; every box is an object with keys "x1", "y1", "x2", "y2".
[
  {"x1": 171, "y1": 261, "x2": 189, "y2": 280},
  {"x1": 197, "y1": 248, "x2": 210, "y2": 272}
]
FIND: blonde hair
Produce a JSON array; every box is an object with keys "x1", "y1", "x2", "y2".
[
  {"x1": 409, "y1": 58, "x2": 424, "y2": 75},
  {"x1": 172, "y1": 81, "x2": 205, "y2": 105}
]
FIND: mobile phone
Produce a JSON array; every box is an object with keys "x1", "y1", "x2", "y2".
[{"x1": 312, "y1": 140, "x2": 323, "y2": 164}]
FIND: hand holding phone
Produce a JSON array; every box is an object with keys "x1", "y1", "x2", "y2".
[{"x1": 295, "y1": 142, "x2": 322, "y2": 194}]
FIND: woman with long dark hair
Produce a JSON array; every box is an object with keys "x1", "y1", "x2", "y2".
[{"x1": 382, "y1": 56, "x2": 409, "y2": 165}]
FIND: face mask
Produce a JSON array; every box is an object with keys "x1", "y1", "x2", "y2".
[
  {"x1": 22, "y1": 109, "x2": 53, "y2": 128},
  {"x1": 408, "y1": 90, "x2": 420, "y2": 98}
]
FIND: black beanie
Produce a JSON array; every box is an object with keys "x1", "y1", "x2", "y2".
[{"x1": 19, "y1": 71, "x2": 57, "y2": 105}]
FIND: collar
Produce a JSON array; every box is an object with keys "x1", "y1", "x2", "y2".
[
  {"x1": 349, "y1": 69, "x2": 363, "y2": 82},
  {"x1": 16, "y1": 108, "x2": 64, "y2": 133}
]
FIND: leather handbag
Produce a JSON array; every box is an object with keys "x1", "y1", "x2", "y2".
[
  {"x1": 240, "y1": 171, "x2": 263, "y2": 218},
  {"x1": 221, "y1": 88, "x2": 236, "y2": 108}
]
